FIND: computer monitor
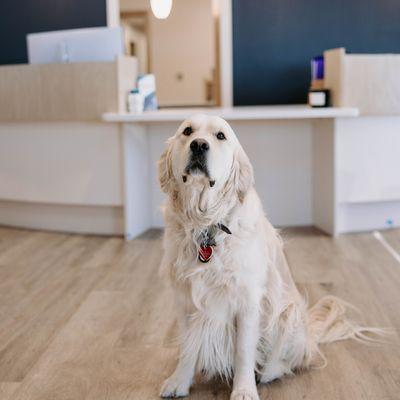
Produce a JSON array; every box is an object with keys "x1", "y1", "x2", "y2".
[{"x1": 27, "y1": 26, "x2": 124, "y2": 64}]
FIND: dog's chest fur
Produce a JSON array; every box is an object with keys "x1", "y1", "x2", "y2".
[
  {"x1": 168, "y1": 222, "x2": 267, "y2": 378},
  {"x1": 174, "y1": 234, "x2": 238, "y2": 377}
]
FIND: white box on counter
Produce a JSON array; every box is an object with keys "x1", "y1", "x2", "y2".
[{"x1": 324, "y1": 47, "x2": 400, "y2": 115}]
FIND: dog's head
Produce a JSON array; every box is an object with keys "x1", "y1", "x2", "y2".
[{"x1": 158, "y1": 114, "x2": 254, "y2": 205}]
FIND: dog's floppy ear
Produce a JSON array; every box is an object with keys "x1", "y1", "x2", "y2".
[
  {"x1": 234, "y1": 146, "x2": 254, "y2": 203},
  {"x1": 158, "y1": 138, "x2": 175, "y2": 194}
]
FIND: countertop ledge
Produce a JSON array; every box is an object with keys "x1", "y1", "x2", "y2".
[{"x1": 103, "y1": 105, "x2": 359, "y2": 123}]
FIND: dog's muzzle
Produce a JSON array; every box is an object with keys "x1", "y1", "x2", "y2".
[
  {"x1": 183, "y1": 139, "x2": 215, "y2": 187},
  {"x1": 184, "y1": 139, "x2": 210, "y2": 176}
]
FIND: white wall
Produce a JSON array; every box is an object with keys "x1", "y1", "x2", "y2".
[
  {"x1": 121, "y1": 21, "x2": 148, "y2": 74},
  {"x1": 106, "y1": 0, "x2": 121, "y2": 27},
  {"x1": 120, "y1": 0, "x2": 215, "y2": 106}
]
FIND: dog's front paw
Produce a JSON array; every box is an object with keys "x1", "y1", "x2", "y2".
[
  {"x1": 160, "y1": 375, "x2": 190, "y2": 398},
  {"x1": 230, "y1": 388, "x2": 260, "y2": 400}
]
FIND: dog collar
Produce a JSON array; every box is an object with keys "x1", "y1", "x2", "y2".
[
  {"x1": 217, "y1": 223, "x2": 232, "y2": 235},
  {"x1": 198, "y1": 223, "x2": 231, "y2": 263}
]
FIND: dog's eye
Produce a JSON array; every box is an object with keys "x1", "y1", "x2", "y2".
[
  {"x1": 183, "y1": 126, "x2": 193, "y2": 136},
  {"x1": 216, "y1": 131, "x2": 226, "y2": 140}
]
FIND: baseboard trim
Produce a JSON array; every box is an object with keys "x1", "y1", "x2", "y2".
[
  {"x1": 0, "y1": 200, "x2": 124, "y2": 236},
  {"x1": 337, "y1": 200, "x2": 400, "y2": 233}
]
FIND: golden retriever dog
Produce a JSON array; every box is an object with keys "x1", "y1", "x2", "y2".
[{"x1": 157, "y1": 114, "x2": 381, "y2": 399}]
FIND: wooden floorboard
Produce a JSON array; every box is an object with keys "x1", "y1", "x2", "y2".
[
  {"x1": 0, "y1": 382, "x2": 20, "y2": 400},
  {"x1": 381, "y1": 228, "x2": 400, "y2": 254},
  {"x1": 275, "y1": 229, "x2": 400, "y2": 400},
  {"x1": 0, "y1": 226, "x2": 398, "y2": 399}
]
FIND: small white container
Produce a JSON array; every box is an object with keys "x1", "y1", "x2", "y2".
[{"x1": 127, "y1": 89, "x2": 144, "y2": 114}]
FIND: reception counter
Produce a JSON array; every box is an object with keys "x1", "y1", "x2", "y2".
[
  {"x1": 0, "y1": 57, "x2": 137, "y2": 236},
  {"x1": 105, "y1": 105, "x2": 400, "y2": 238},
  {"x1": 103, "y1": 106, "x2": 361, "y2": 239},
  {"x1": 1, "y1": 102, "x2": 399, "y2": 239}
]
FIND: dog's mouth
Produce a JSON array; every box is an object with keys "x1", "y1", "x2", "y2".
[
  {"x1": 183, "y1": 156, "x2": 215, "y2": 187},
  {"x1": 184, "y1": 153, "x2": 209, "y2": 176}
]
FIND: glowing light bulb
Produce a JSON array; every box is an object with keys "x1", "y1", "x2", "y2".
[{"x1": 150, "y1": 0, "x2": 173, "y2": 19}]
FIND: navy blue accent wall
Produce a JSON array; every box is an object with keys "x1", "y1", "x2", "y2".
[
  {"x1": 233, "y1": 0, "x2": 400, "y2": 105},
  {"x1": 0, "y1": 0, "x2": 107, "y2": 65}
]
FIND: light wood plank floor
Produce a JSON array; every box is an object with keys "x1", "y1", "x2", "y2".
[{"x1": 0, "y1": 226, "x2": 399, "y2": 400}]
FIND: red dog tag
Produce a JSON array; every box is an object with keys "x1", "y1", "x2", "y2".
[{"x1": 198, "y1": 246, "x2": 213, "y2": 263}]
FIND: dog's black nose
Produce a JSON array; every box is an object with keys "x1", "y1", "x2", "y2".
[{"x1": 190, "y1": 139, "x2": 209, "y2": 154}]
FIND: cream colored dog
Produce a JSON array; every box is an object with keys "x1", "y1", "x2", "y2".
[{"x1": 158, "y1": 114, "x2": 379, "y2": 400}]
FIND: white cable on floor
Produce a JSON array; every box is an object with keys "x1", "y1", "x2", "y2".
[{"x1": 373, "y1": 231, "x2": 400, "y2": 264}]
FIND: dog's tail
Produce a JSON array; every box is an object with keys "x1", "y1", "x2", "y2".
[{"x1": 305, "y1": 295, "x2": 389, "y2": 367}]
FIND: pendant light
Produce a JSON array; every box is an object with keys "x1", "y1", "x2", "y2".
[{"x1": 150, "y1": 0, "x2": 173, "y2": 19}]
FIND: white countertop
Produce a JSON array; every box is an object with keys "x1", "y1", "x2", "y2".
[{"x1": 103, "y1": 105, "x2": 359, "y2": 123}]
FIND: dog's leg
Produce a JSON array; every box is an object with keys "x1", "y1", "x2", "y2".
[
  {"x1": 231, "y1": 308, "x2": 260, "y2": 400},
  {"x1": 160, "y1": 298, "x2": 196, "y2": 398},
  {"x1": 160, "y1": 351, "x2": 196, "y2": 398}
]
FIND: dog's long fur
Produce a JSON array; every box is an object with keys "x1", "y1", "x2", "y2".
[{"x1": 158, "y1": 115, "x2": 382, "y2": 399}]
